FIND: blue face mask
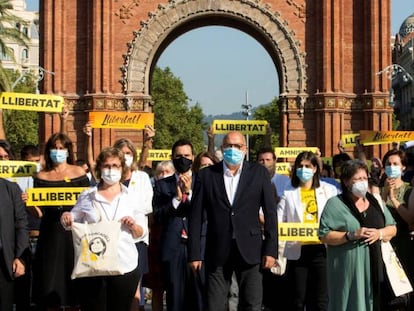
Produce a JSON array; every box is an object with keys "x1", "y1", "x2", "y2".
[
  {"x1": 385, "y1": 165, "x2": 402, "y2": 178},
  {"x1": 223, "y1": 148, "x2": 244, "y2": 166},
  {"x1": 50, "y1": 149, "x2": 67, "y2": 164},
  {"x1": 296, "y1": 167, "x2": 314, "y2": 183}
]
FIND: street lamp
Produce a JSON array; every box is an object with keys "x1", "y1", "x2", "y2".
[
  {"x1": 11, "y1": 66, "x2": 55, "y2": 93},
  {"x1": 376, "y1": 64, "x2": 413, "y2": 107},
  {"x1": 241, "y1": 92, "x2": 252, "y2": 161},
  {"x1": 376, "y1": 64, "x2": 413, "y2": 83},
  {"x1": 36, "y1": 66, "x2": 55, "y2": 94}
]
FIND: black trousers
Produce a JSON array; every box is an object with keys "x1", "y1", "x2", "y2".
[
  {"x1": 286, "y1": 244, "x2": 327, "y2": 311},
  {"x1": 0, "y1": 253, "x2": 14, "y2": 311},
  {"x1": 205, "y1": 241, "x2": 263, "y2": 311},
  {"x1": 162, "y1": 242, "x2": 205, "y2": 311},
  {"x1": 75, "y1": 266, "x2": 140, "y2": 311}
]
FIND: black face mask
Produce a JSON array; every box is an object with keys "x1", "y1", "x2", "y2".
[{"x1": 173, "y1": 157, "x2": 193, "y2": 173}]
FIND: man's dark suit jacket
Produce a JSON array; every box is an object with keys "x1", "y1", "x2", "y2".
[
  {"x1": 153, "y1": 174, "x2": 193, "y2": 261},
  {"x1": 188, "y1": 161, "x2": 278, "y2": 266},
  {"x1": 0, "y1": 178, "x2": 29, "y2": 279}
]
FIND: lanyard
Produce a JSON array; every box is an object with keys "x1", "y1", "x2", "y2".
[{"x1": 99, "y1": 196, "x2": 121, "y2": 221}]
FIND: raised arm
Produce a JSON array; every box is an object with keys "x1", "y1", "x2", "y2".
[
  {"x1": 0, "y1": 109, "x2": 6, "y2": 139},
  {"x1": 263, "y1": 123, "x2": 272, "y2": 149},
  {"x1": 83, "y1": 122, "x2": 97, "y2": 180},
  {"x1": 138, "y1": 125, "x2": 155, "y2": 170},
  {"x1": 59, "y1": 104, "x2": 69, "y2": 134},
  {"x1": 207, "y1": 125, "x2": 215, "y2": 154}
]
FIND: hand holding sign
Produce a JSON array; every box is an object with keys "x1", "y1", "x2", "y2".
[
  {"x1": 60, "y1": 104, "x2": 69, "y2": 121},
  {"x1": 83, "y1": 122, "x2": 92, "y2": 137},
  {"x1": 144, "y1": 125, "x2": 155, "y2": 140}
]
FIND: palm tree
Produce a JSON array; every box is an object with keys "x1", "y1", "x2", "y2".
[{"x1": 0, "y1": 0, "x2": 29, "y2": 91}]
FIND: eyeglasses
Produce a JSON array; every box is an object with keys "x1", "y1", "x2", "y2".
[
  {"x1": 102, "y1": 164, "x2": 122, "y2": 170},
  {"x1": 222, "y1": 143, "x2": 245, "y2": 150}
]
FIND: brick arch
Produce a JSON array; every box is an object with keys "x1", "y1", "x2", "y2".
[
  {"x1": 40, "y1": 0, "x2": 393, "y2": 159},
  {"x1": 121, "y1": 0, "x2": 307, "y2": 99}
]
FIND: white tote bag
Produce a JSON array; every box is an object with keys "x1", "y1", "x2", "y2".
[
  {"x1": 71, "y1": 220, "x2": 123, "y2": 279},
  {"x1": 381, "y1": 240, "x2": 413, "y2": 297}
]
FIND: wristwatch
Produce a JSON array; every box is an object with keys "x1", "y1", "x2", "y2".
[{"x1": 345, "y1": 231, "x2": 356, "y2": 241}]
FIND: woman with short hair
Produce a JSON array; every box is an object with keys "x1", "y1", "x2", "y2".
[{"x1": 61, "y1": 147, "x2": 147, "y2": 311}]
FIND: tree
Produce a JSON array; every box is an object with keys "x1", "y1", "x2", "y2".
[
  {"x1": 150, "y1": 66, "x2": 207, "y2": 153},
  {"x1": 249, "y1": 97, "x2": 280, "y2": 159},
  {"x1": 0, "y1": 0, "x2": 29, "y2": 91},
  {"x1": 1, "y1": 70, "x2": 38, "y2": 153}
]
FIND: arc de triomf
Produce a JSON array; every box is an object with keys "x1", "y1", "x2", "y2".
[{"x1": 39, "y1": 0, "x2": 393, "y2": 159}]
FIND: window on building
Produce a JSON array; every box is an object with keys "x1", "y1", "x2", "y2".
[
  {"x1": 21, "y1": 49, "x2": 28, "y2": 62},
  {"x1": 0, "y1": 47, "x2": 13, "y2": 61},
  {"x1": 22, "y1": 27, "x2": 28, "y2": 36}
]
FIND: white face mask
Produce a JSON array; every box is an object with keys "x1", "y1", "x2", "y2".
[
  {"x1": 124, "y1": 154, "x2": 133, "y2": 168},
  {"x1": 101, "y1": 169, "x2": 121, "y2": 185},
  {"x1": 351, "y1": 180, "x2": 368, "y2": 198}
]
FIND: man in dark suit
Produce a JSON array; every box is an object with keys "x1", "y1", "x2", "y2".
[
  {"x1": 153, "y1": 139, "x2": 204, "y2": 311},
  {"x1": 188, "y1": 131, "x2": 278, "y2": 311},
  {"x1": 0, "y1": 178, "x2": 29, "y2": 310}
]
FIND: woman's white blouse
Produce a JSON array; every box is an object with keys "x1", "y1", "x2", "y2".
[
  {"x1": 127, "y1": 170, "x2": 153, "y2": 245},
  {"x1": 70, "y1": 184, "x2": 148, "y2": 273}
]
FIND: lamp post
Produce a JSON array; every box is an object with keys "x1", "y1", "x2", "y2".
[
  {"x1": 376, "y1": 64, "x2": 413, "y2": 107},
  {"x1": 11, "y1": 66, "x2": 55, "y2": 93},
  {"x1": 36, "y1": 66, "x2": 55, "y2": 94},
  {"x1": 241, "y1": 91, "x2": 252, "y2": 161}
]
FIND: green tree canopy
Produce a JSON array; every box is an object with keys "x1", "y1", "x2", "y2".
[
  {"x1": 1, "y1": 70, "x2": 38, "y2": 155},
  {"x1": 249, "y1": 96, "x2": 280, "y2": 159},
  {"x1": 151, "y1": 66, "x2": 206, "y2": 153}
]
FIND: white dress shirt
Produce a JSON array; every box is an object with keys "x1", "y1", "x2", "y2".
[
  {"x1": 223, "y1": 161, "x2": 243, "y2": 205},
  {"x1": 70, "y1": 184, "x2": 148, "y2": 273}
]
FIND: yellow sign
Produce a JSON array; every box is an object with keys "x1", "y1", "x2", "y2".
[
  {"x1": 360, "y1": 130, "x2": 414, "y2": 145},
  {"x1": 341, "y1": 133, "x2": 359, "y2": 147},
  {"x1": 26, "y1": 187, "x2": 88, "y2": 206},
  {"x1": 275, "y1": 147, "x2": 319, "y2": 159},
  {"x1": 212, "y1": 120, "x2": 268, "y2": 135},
  {"x1": 0, "y1": 92, "x2": 64, "y2": 112},
  {"x1": 278, "y1": 223, "x2": 320, "y2": 243},
  {"x1": 136, "y1": 149, "x2": 171, "y2": 161},
  {"x1": 275, "y1": 163, "x2": 291, "y2": 175},
  {"x1": 0, "y1": 161, "x2": 37, "y2": 178},
  {"x1": 89, "y1": 111, "x2": 154, "y2": 129}
]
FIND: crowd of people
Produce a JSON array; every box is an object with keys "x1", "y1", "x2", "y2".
[{"x1": 1, "y1": 112, "x2": 414, "y2": 311}]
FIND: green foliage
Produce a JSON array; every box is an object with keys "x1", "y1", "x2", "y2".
[
  {"x1": 150, "y1": 66, "x2": 206, "y2": 153},
  {"x1": 3, "y1": 110, "x2": 38, "y2": 153},
  {"x1": 249, "y1": 97, "x2": 280, "y2": 159},
  {"x1": 2, "y1": 69, "x2": 38, "y2": 153},
  {"x1": 392, "y1": 112, "x2": 399, "y2": 130}
]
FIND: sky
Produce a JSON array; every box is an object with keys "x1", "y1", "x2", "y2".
[{"x1": 25, "y1": 0, "x2": 411, "y2": 115}]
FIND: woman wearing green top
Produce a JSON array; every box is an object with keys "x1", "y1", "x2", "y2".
[
  {"x1": 319, "y1": 160, "x2": 396, "y2": 311},
  {"x1": 381, "y1": 149, "x2": 414, "y2": 308}
]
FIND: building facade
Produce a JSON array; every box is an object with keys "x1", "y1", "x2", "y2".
[
  {"x1": 39, "y1": 0, "x2": 394, "y2": 159},
  {"x1": 1, "y1": 0, "x2": 39, "y2": 75},
  {"x1": 392, "y1": 13, "x2": 414, "y2": 131}
]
